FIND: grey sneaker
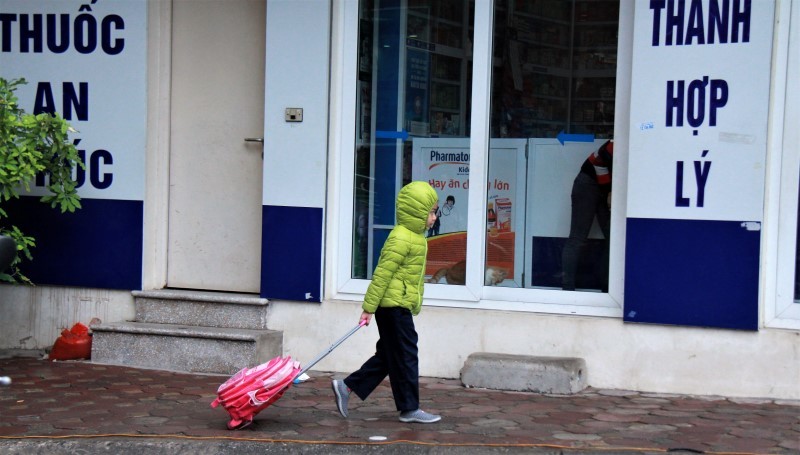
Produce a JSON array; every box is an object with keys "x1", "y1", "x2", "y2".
[
  {"x1": 399, "y1": 409, "x2": 441, "y2": 423},
  {"x1": 332, "y1": 379, "x2": 350, "y2": 418}
]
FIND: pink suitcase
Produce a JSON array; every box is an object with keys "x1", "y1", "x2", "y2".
[
  {"x1": 211, "y1": 321, "x2": 365, "y2": 430},
  {"x1": 211, "y1": 356, "x2": 301, "y2": 429}
]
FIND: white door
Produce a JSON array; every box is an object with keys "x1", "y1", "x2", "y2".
[{"x1": 167, "y1": 0, "x2": 265, "y2": 293}]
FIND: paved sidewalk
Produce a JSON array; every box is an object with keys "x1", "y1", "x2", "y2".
[{"x1": 0, "y1": 353, "x2": 798, "y2": 454}]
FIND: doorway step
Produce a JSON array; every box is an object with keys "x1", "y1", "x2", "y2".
[{"x1": 90, "y1": 289, "x2": 282, "y2": 375}]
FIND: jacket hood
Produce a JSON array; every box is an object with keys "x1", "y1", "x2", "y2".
[{"x1": 396, "y1": 181, "x2": 438, "y2": 234}]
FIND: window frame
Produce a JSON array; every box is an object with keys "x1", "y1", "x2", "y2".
[
  {"x1": 764, "y1": 0, "x2": 800, "y2": 330},
  {"x1": 332, "y1": 0, "x2": 633, "y2": 318}
]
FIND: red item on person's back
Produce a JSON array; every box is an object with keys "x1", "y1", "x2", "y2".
[{"x1": 49, "y1": 323, "x2": 92, "y2": 361}]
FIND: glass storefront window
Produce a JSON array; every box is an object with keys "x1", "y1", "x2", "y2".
[
  {"x1": 486, "y1": 0, "x2": 619, "y2": 291},
  {"x1": 770, "y1": 0, "x2": 800, "y2": 325},
  {"x1": 783, "y1": 1, "x2": 800, "y2": 307},
  {"x1": 343, "y1": 0, "x2": 797, "y2": 325},
  {"x1": 351, "y1": 0, "x2": 620, "y2": 293},
  {"x1": 352, "y1": 0, "x2": 475, "y2": 281}
]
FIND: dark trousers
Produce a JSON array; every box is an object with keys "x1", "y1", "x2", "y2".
[
  {"x1": 344, "y1": 306, "x2": 419, "y2": 412},
  {"x1": 562, "y1": 172, "x2": 610, "y2": 291}
]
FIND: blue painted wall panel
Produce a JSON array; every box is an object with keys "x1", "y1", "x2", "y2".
[
  {"x1": 624, "y1": 218, "x2": 759, "y2": 330},
  {"x1": 1, "y1": 197, "x2": 143, "y2": 290},
  {"x1": 261, "y1": 205, "x2": 322, "y2": 302}
]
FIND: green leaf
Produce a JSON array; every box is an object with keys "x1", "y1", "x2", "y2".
[{"x1": 0, "y1": 77, "x2": 82, "y2": 285}]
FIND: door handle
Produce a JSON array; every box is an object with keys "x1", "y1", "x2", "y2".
[{"x1": 244, "y1": 137, "x2": 264, "y2": 159}]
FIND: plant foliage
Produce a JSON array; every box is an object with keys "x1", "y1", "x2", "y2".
[{"x1": 0, "y1": 77, "x2": 84, "y2": 284}]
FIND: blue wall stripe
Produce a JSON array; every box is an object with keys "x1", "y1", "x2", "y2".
[
  {"x1": 624, "y1": 218, "x2": 759, "y2": 331},
  {"x1": 261, "y1": 205, "x2": 322, "y2": 302},
  {"x1": 1, "y1": 196, "x2": 143, "y2": 290}
]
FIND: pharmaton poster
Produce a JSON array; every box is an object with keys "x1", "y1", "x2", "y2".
[
  {"x1": 412, "y1": 138, "x2": 526, "y2": 285},
  {"x1": 624, "y1": 0, "x2": 774, "y2": 330}
]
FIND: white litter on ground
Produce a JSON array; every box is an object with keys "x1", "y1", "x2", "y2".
[{"x1": 292, "y1": 373, "x2": 310, "y2": 384}]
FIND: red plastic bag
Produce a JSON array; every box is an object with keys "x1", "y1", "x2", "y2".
[{"x1": 50, "y1": 323, "x2": 92, "y2": 361}]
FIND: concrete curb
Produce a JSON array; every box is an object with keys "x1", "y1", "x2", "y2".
[{"x1": 0, "y1": 439, "x2": 667, "y2": 455}]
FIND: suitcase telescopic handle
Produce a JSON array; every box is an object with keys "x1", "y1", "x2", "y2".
[{"x1": 295, "y1": 320, "x2": 367, "y2": 380}]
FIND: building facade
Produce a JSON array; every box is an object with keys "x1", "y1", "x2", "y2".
[{"x1": 0, "y1": 0, "x2": 798, "y2": 399}]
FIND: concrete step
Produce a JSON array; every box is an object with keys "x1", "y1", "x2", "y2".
[
  {"x1": 132, "y1": 289, "x2": 270, "y2": 330},
  {"x1": 460, "y1": 352, "x2": 587, "y2": 394},
  {"x1": 91, "y1": 321, "x2": 282, "y2": 375}
]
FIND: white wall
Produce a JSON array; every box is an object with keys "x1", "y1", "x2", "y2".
[
  {"x1": 267, "y1": 299, "x2": 800, "y2": 400},
  {"x1": 3, "y1": 285, "x2": 794, "y2": 400},
  {"x1": 263, "y1": 0, "x2": 330, "y2": 208},
  {"x1": 0, "y1": 286, "x2": 134, "y2": 350},
  {"x1": 308, "y1": 0, "x2": 800, "y2": 402},
  {"x1": 2, "y1": 0, "x2": 796, "y2": 405}
]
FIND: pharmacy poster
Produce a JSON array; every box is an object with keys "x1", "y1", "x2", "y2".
[
  {"x1": 624, "y1": 0, "x2": 774, "y2": 330},
  {"x1": 412, "y1": 138, "x2": 526, "y2": 286},
  {"x1": 0, "y1": 0, "x2": 146, "y2": 201},
  {"x1": 0, "y1": 0, "x2": 146, "y2": 289}
]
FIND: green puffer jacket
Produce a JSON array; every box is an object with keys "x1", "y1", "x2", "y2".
[{"x1": 363, "y1": 181, "x2": 438, "y2": 316}]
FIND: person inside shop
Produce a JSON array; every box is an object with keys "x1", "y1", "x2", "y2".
[{"x1": 562, "y1": 139, "x2": 613, "y2": 292}]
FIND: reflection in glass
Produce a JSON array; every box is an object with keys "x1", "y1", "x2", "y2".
[
  {"x1": 352, "y1": 0, "x2": 474, "y2": 282},
  {"x1": 487, "y1": 0, "x2": 619, "y2": 291}
]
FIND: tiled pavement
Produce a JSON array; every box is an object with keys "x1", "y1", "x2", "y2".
[{"x1": 0, "y1": 354, "x2": 798, "y2": 454}]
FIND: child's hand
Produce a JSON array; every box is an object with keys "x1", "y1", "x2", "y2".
[{"x1": 360, "y1": 311, "x2": 373, "y2": 326}]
